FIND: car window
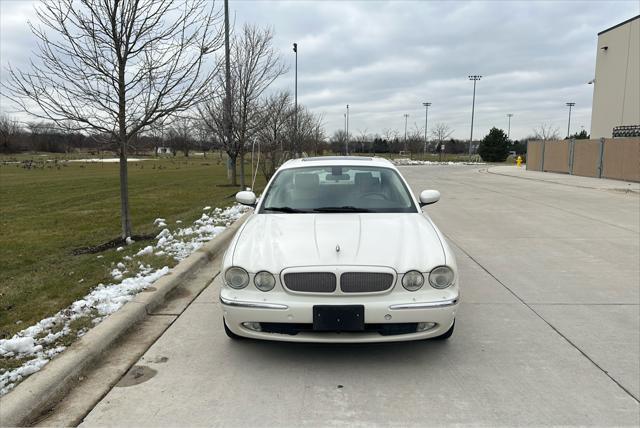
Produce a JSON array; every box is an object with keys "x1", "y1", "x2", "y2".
[{"x1": 260, "y1": 166, "x2": 417, "y2": 213}]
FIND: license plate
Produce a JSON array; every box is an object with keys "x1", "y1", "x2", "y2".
[{"x1": 313, "y1": 305, "x2": 364, "y2": 331}]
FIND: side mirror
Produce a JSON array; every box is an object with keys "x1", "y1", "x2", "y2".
[
  {"x1": 419, "y1": 190, "x2": 440, "y2": 207},
  {"x1": 236, "y1": 190, "x2": 257, "y2": 206}
]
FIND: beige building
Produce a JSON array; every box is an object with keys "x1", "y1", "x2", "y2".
[{"x1": 590, "y1": 15, "x2": 639, "y2": 138}]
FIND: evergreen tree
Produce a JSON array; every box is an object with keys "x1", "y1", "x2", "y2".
[{"x1": 478, "y1": 127, "x2": 510, "y2": 162}]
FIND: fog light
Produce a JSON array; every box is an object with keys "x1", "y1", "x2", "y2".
[
  {"x1": 417, "y1": 322, "x2": 437, "y2": 332},
  {"x1": 242, "y1": 322, "x2": 262, "y2": 332}
]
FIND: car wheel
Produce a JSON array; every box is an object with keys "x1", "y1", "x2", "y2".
[
  {"x1": 432, "y1": 319, "x2": 455, "y2": 340},
  {"x1": 223, "y1": 318, "x2": 242, "y2": 340}
]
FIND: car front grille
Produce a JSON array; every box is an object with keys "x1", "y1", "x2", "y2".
[
  {"x1": 283, "y1": 272, "x2": 337, "y2": 293},
  {"x1": 340, "y1": 272, "x2": 394, "y2": 293},
  {"x1": 282, "y1": 271, "x2": 395, "y2": 294}
]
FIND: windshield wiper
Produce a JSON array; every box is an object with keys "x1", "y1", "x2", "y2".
[
  {"x1": 313, "y1": 206, "x2": 373, "y2": 213},
  {"x1": 263, "y1": 206, "x2": 307, "y2": 213}
]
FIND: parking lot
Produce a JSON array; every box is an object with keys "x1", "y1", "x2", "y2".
[{"x1": 79, "y1": 165, "x2": 639, "y2": 427}]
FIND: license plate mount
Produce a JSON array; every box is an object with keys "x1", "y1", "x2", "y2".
[{"x1": 313, "y1": 305, "x2": 365, "y2": 331}]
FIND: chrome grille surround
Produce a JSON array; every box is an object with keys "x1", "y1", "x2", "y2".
[
  {"x1": 282, "y1": 272, "x2": 337, "y2": 293},
  {"x1": 340, "y1": 272, "x2": 394, "y2": 293}
]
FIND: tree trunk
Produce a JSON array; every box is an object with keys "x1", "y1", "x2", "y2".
[
  {"x1": 119, "y1": 144, "x2": 132, "y2": 238},
  {"x1": 229, "y1": 154, "x2": 237, "y2": 186},
  {"x1": 239, "y1": 152, "x2": 245, "y2": 189}
]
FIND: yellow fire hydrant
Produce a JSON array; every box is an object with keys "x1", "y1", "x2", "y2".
[{"x1": 516, "y1": 156, "x2": 523, "y2": 168}]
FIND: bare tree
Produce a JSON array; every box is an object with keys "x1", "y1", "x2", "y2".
[
  {"x1": 4, "y1": 0, "x2": 224, "y2": 238},
  {"x1": 533, "y1": 123, "x2": 561, "y2": 141},
  {"x1": 148, "y1": 119, "x2": 167, "y2": 156},
  {"x1": 167, "y1": 116, "x2": 194, "y2": 157},
  {"x1": 330, "y1": 130, "x2": 348, "y2": 155},
  {"x1": 431, "y1": 123, "x2": 454, "y2": 150},
  {"x1": 200, "y1": 24, "x2": 287, "y2": 187},
  {"x1": 293, "y1": 106, "x2": 323, "y2": 155},
  {"x1": 256, "y1": 91, "x2": 293, "y2": 180},
  {"x1": 382, "y1": 128, "x2": 399, "y2": 142},
  {"x1": 0, "y1": 115, "x2": 22, "y2": 153},
  {"x1": 355, "y1": 128, "x2": 369, "y2": 153}
]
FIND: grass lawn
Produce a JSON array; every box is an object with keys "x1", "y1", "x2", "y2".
[{"x1": 0, "y1": 153, "x2": 264, "y2": 340}]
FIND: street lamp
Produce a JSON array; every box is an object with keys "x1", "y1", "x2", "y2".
[
  {"x1": 346, "y1": 104, "x2": 350, "y2": 155},
  {"x1": 468, "y1": 75, "x2": 481, "y2": 158},
  {"x1": 403, "y1": 114, "x2": 409, "y2": 152},
  {"x1": 293, "y1": 43, "x2": 298, "y2": 155},
  {"x1": 507, "y1": 113, "x2": 513, "y2": 139},
  {"x1": 422, "y1": 102, "x2": 431, "y2": 156},
  {"x1": 566, "y1": 102, "x2": 575, "y2": 138}
]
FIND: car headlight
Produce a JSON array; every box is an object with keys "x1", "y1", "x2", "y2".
[
  {"x1": 429, "y1": 266, "x2": 455, "y2": 289},
  {"x1": 402, "y1": 270, "x2": 424, "y2": 291},
  {"x1": 225, "y1": 267, "x2": 249, "y2": 289},
  {"x1": 254, "y1": 271, "x2": 275, "y2": 292}
]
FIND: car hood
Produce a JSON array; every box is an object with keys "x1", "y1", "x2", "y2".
[{"x1": 230, "y1": 213, "x2": 446, "y2": 273}]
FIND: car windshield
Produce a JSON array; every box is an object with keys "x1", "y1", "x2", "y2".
[{"x1": 260, "y1": 165, "x2": 417, "y2": 213}]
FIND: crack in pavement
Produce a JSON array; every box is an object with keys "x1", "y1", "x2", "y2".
[{"x1": 447, "y1": 234, "x2": 640, "y2": 404}]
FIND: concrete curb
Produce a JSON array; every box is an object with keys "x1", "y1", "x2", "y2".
[
  {"x1": 486, "y1": 166, "x2": 640, "y2": 193},
  {"x1": 0, "y1": 212, "x2": 250, "y2": 427}
]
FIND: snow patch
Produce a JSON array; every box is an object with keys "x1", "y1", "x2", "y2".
[
  {"x1": 392, "y1": 158, "x2": 486, "y2": 166},
  {"x1": 0, "y1": 203, "x2": 248, "y2": 396},
  {"x1": 135, "y1": 245, "x2": 154, "y2": 257}
]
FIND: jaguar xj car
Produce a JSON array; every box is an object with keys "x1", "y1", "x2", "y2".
[{"x1": 220, "y1": 156, "x2": 459, "y2": 342}]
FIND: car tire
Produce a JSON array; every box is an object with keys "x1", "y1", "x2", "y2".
[
  {"x1": 223, "y1": 318, "x2": 242, "y2": 340},
  {"x1": 432, "y1": 320, "x2": 455, "y2": 340}
]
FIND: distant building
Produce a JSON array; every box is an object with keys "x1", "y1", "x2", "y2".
[
  {"x1": 157, "y1": 146, "x2": 173, "y2": 155},
  {"x1": 590, "y1": 15, "x2": 639, "y2": 138}
]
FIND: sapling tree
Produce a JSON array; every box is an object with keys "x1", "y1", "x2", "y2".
[{"x1": 4, "y1": 0, "x2": 224, "y2": 238}]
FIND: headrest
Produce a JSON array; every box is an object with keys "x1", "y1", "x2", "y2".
[{"x1": 355, "y1": 172, "x2": 373, "y2": 185}]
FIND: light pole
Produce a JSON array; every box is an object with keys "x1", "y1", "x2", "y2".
[
  {"x1": 507, "y1": 113, "x2": 513, "y2": 139},
  {"x1": 423, "y1": 102, "x2": 431, "y2": 156},
  {"x1": 403, "y1": 113, "x2": 409, "y2": 152},
  {"x1": 293, "y1": 43, "x2": 298, "y2": 155},
  {"x1": 468, "y1": 75, "x2": 481, "y2": 158},
  {"x1": 346, "y1": 104, "x2": 350, "y2": 155},
  {"x1": 566, "y1": 102, "x2": 575, "y2": 138},
  {"x1": 223, "y1": 0, "x2": 232, "y2": 181},
  {"x1": 343, "y1": 113, "x2": 348, "y2": 154}
]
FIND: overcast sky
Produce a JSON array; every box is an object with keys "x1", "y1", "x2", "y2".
[{"x1": 1, "y1": 0, "x2": 638, "y2": 140}]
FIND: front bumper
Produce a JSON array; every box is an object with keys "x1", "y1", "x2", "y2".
[{"x1": 220, "y1": 288, "x2": 459, "y2": 343}]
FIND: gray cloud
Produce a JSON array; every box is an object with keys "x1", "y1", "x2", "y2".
[{"x1": 1, "y1": 0, "x2": 638, "y2": 140}]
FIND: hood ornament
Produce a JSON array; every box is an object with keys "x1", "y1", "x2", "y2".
[{"x1": 336, "y1": 244, "x2": 341, "y2": 253}]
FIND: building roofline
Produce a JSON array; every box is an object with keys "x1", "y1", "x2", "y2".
[{"x1": 598, "y1": 15, "x2": 639, "y2": 36}]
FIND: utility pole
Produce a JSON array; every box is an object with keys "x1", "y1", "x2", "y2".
[
  {"x1": 566, "y1": 102, "x2": 575, "y2": 138},
  {"x1": 507, "y1": 113, "x2": 513, "y2": 139},
  {"x1": 343, "y1": 113, "x2": 347, "y2": 154},
  {"x1": 346, "y1": 104, "x2": 350, "y2": 155},
  {"x1": 293, "y1": 43, "x2": 298, "y2": 156},
  {"x1": 224, "y1": 0, "x2": 232, "y2": 181},
  {"x1": 468, "y1": 75, "x2": 482, "y2": 159},
  {"x1": 422, "y1": 102, "x2": 431, "y2": 156},
  {"x1": 403, "y1": 113, "x2": 409, "y2": 152}
]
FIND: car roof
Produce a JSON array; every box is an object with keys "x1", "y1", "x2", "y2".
[{"x1": 279, "y1": 156, "x2": 396, "y2": 170}]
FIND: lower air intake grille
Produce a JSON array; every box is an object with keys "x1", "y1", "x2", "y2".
[
  {"x1": 340, "y1": 272, "x2": 394, "y2": 293},
  {"x1": 283, "y1": 272, "x2": 336, "y2": 293}
]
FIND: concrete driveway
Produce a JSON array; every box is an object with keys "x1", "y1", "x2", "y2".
[{"x1": 80, "y1": 165, "x2": 640, "y2": 427}]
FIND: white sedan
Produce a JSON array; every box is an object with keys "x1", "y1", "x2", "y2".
[{"x1": 220, "y1": 156, "x2": 459, "y2": 342}]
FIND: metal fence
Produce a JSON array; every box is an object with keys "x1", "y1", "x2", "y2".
[{"x1": 526, "y1": 137, "x2": 640, "y2": 182}]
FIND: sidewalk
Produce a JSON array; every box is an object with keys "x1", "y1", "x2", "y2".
[{"x1": 488, "y1": 165, "x2": 640, "y2": 193}]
